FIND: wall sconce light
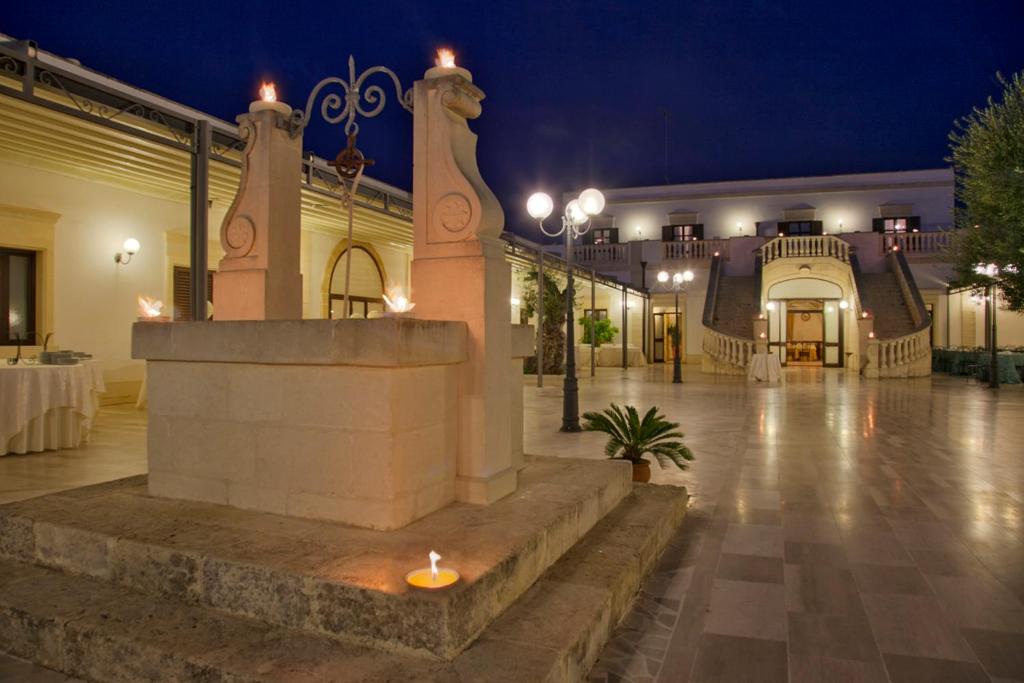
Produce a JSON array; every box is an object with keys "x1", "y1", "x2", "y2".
[
  {"x1": 838, "y1": 220, "x2": 844, "y2": 231},
  {"x1": 115, "y1": 238, "x2": 140, "y2": 265},
  {"x1": 735, "y1": 221, "x2": 743, "y2": 233},
  {"x1": 839, "y1": 300, "x2": 850, "y2": 310},
  {"x1": 766, "y1": 301, "x2": 777, "y2": 311},
  {"x1": 510, "y1": 296, "x2": 521, "y2": 306},
  {"x1": 635, "y1": 226, "x2": 642, "y2": 240}
]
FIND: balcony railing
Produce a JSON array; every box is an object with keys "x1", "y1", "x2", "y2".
[
  {"x1": 761, "y1": 235, "x2": 850, "y2": 264},
  {"x1": 663, "y1": 239, "x2": 730, "y2": 261},
  {"x1": 885, "y1": 231, "x2": 954, "y2": 255},
  {"x1": 573, "y1": 242, "x2": 629, "y2": 265}
]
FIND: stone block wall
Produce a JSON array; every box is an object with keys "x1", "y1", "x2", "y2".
[
  {"x1": 146, "y1": 361, "x2": 459, "y2": 530},
  {"x1": 133, "y1": 319, "x2": 468, "y2": 530}
]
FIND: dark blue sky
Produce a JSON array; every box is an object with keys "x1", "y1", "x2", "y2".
[{"x1": 5, "y1": 1, "x2": 1024, "y2": 235}]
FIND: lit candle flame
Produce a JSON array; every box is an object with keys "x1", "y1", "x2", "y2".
[
  {"x1": 383, "y1": 286, "x2": 415, "y2": 313},
  {"x1": 259, "y1": 81, "x2": 277, "y2": 103},
  {"x1": 137, "y1": 295, "x2": 164, "y2": 318},
  {"x1": 429, "y1": 550, "x2": 441, "y2": 583},
  {"x1": 436, "y1": 48, "x2": 456, "y2": 69}
]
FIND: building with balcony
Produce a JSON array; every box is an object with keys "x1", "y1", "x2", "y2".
[{"x1": 558, "y1": 170, "x2": 1024, "y2": 377}]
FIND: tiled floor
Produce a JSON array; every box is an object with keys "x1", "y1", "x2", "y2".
[
  {"x1": 544, "y1": 366, "x2": 1023, "y2": 683},
  {"x1": 3, "y1": 368, "x2": 1024, "y2": 682}
]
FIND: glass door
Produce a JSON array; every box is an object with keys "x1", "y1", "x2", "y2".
[
  {"x1": 823, "y1": 300, "x2": 843, "y2": 366},
  {"x1": 652, "y1": 313, "x2": 665, "y2": 362},
  {"x1": 823, "y1": 303, "x2": 839, "y2": 368},
  {"x1": 768, "y1": 300, "x2": 788, "y2": 365}
]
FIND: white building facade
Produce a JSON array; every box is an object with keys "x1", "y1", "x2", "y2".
[{"x1": 561, "y1": 170, "x2": 1020, "y2": 377}]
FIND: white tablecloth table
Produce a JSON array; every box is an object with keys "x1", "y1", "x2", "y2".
[
  {"x1": 748, "y1": 353, "x2": 782, "y2": 383},
  {"x1": 576, "y1": 345, "x2": 647, "y2": 368},
  {"x1": 0, "y1": 361, "x2": 105, "y2": 456}
]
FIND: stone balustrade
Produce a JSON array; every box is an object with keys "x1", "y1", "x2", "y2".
[
  {"x1": 761, "y1": 235, "x2": 850, "y2": 263},
  {"x1": 865, "y1": 326, "x2": 932, "y2": 378},
  {"x1": 885, "y1": 230, "x2": 954, "y2": 255},
  {"x1": 702, "y1": 327, "x2": 755, "y2": 374},
  {"x1": 663, "y1": 239, "x2": 730, "y2": 261},
  {"x1": 573, "y1": 242, "x2": 629, "y2": 265}
]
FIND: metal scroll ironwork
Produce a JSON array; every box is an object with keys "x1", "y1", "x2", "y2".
[
  {"x1": 294, "y1": 57, "x2": 413, "y2": 318},
  {"x1": 292, "y1": 56, "x2": 413, "y2": 138},
  {"x1": 35, "y1": 69, "x2": 191, "y2": 145}
]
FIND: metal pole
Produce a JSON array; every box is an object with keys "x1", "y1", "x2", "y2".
[
  {"x1": 622, "y1": 286, "x2": 628, "y2": 369},
  {"x1": 673, "y1": 286, "x2": 683, "y2": 383},
  {"x1": 189, "y1": 119, "x2": 211, "y2": 321},
  {"x1": 989, "y1": 285, "x2": 999, "y2": 389},
  {"x1": 590, "y1": 269, "x2": 596, "y2": 377},
  {"x1": 537, "y1": 250, "x2": 544, "y2": 388},
  {"x1": 642, "y1": 294, "x2": 647, "y2": 363},
  {"x1": 562, "y1": 226, "x2": 580, "y2": 431}
]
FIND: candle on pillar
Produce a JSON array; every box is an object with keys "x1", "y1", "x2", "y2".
[
  {"x1": 424, "y1": 47, "x2": 473, "y2": 81},
  {"x1": 250, "y1": 81, "x2": 292, "y2": 116}
]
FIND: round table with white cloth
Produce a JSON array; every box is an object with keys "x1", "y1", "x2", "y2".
[
  {"x1": 747, "y1": 353, "x2": 782, "y2": 383},
  {"x1": 0, "y1": 361, "x2": 106, "y2": 456}
]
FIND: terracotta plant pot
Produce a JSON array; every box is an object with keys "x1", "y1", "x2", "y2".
[{"x1": 631, "y1": 460, "x2": 651, "y2": 483}]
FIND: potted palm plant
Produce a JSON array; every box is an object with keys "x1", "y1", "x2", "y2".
[{"x1": 582, "y1": 404, "x2": 694, "y2": 482}]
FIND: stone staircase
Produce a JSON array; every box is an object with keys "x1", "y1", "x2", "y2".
[
  {"x1": 858, "y1": 271, "x2": 916, "y2": 339},
  {"x1": 711, "y1": 275, "x2": 759, "y2": 339},
  {"x1": 0, "y1": 461, "x2": 689, "y2": 682}
]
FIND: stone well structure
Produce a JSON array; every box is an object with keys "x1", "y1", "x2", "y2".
[{"x1": 133, "y1": 59, "x2": 528, "y2": 529}]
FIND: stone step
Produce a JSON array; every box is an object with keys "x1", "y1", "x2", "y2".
[
  {"x1": 858, "y1": 271, "x2": 916, "y2": 338},
  {"x1": 0, "y1": 484, "x2": 689, "y2": 683},
  {"x1": 712, "y1": 275, "x2": 759, "y2": 339},
  {"x1": 0, "y1": 457, "x2": 631, "y2": 660}
]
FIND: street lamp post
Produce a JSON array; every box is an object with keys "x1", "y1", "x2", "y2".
[
  {"x1": 657, "y1": 269, "x2": 694, "y2": 384},
  {"x1": 526, "y1": 188, "x2": 606, "y2": 431}
]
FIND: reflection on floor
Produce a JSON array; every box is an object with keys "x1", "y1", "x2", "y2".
[
  {"x1": 530, "y1": 366, "x2": 1023, "y2": 683},
  {"x1": 0, "y1": 405, "x2": 146, "y2": 505},
  {"x1": 4, "y1": 368, "x2": 1024, "y2": 682}
]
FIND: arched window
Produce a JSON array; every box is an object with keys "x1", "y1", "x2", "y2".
[{"x1": 328, "y1": 245, "x2": 386, "y2": 319}]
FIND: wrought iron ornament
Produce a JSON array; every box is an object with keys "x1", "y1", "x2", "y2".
[{"x1": 293, "y1": 55, "x2": 413, "y2": 138}]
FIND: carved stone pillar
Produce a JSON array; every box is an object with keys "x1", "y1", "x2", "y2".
[
  {"x1": 410, "y1": 64, "x2": 516, "y2": 505},
  {"x1": 213, "y1": 99, "x2": 303, "y2": 321}
]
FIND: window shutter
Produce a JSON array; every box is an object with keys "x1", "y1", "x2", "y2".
[
  {"x1": 908, "y1": 216, "x2": 921, "y2": 231},
  {"x1": 581, "y1": 231, "x2": 594, "y2": 245},
  {"x1": 609, "y1": 228, "x2": 619, "y2": 244},
  {"x1": 811, "y1": 221, "x2": 823, "y2": 236},
  {"x1": 661, "y1": 226, "x2": 674, "y2": 242},
  {"x1": 173, "y1": 266, "x2": 192, "y2": 321},
  {"x1": 694, "y1": 224, "x2": 705, "y2": 240},
  {"x1": 173, "y1": 266, "x2": 216, "y2": 321},
  {"x1": 872, "y1": 218, "x2": 885, "y2": 233}
]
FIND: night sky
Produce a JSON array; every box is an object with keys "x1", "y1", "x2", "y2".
[{"x1": 5, "y1": 1, "x2": 1024, "y2": 236}]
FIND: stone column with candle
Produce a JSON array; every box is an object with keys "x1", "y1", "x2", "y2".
[
  {"x1": 213, "y1": 83, "x2": 303, "y2": 321},
  {"x1": 410, "y1": 51, "x2": 517, "y2": 505}
]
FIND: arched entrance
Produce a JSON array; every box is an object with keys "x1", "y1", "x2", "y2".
[
  {"x1": 322, "y1": 242, "x2": 387, "y2": 319},
  {"x1": 766, "y1": 278, "x2": 847, "y2": 367}
]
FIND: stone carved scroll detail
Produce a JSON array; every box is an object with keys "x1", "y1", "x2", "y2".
[
  {"x1": 421, "y1": 78, "x2": 503, "y2": 245},
  {"x1": 219, "y1": 118, "x2": 258, "y2": 257},
  {"x1": 225, "y1": 216, "x2": 256, "y2": 255}
]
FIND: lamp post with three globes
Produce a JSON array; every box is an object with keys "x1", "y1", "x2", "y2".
[
  {"x1": 657, "y1": 269, "x2": 694, "y2": 384},
  {"x1": 525, "y1": 188, "x2": 606, "y2": 431}
]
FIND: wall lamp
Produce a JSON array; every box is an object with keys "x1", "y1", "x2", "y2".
[{"x1": 115, "y1": 238, "x2": 141, "y2": 265}]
